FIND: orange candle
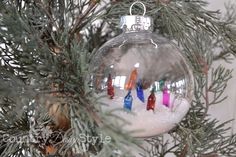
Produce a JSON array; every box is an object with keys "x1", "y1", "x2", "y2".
[{"x1": 126, "y1": 68, "x2": 138, "y2": 90}]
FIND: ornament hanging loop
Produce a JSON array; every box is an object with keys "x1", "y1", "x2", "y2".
[{"x1": 129, "y1": 1, "x2": 146, "y2": 16}]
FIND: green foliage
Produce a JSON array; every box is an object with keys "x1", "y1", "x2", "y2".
[{"x1": 0, "y1": 0, "x2": 236, "y2": 156}]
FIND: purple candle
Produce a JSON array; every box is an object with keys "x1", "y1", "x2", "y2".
[{"x1": 162, "y1": 87, "x2": 170, "y2": 107}]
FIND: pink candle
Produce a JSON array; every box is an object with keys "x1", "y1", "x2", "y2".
[{"x1": 162, "y1": 87, "x2": 170, "y2": 107}]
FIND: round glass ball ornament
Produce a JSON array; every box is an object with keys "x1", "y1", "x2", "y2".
[{"x1": 91, "y1": 4, "x2": 194, "y2": 138}]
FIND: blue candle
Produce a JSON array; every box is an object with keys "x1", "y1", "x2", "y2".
[
  {"x1": 124, "y1": 90, "x2": 133, "y2": 111},
  {"x1": 136, "y1": 79, "x2": 145, "y2": 103}
]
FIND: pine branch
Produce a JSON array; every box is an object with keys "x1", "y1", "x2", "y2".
[{"x1": 0, "y1": 0, "x2": 236, "y2": 156}]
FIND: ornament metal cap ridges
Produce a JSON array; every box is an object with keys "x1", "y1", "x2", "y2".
[{"x1": 120, "y1": 1, "x2": 153, "y2": 32}]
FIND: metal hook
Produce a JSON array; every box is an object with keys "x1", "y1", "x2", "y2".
[{"x1": 129, "y1": 1, "x2": 146, "y2": 16}]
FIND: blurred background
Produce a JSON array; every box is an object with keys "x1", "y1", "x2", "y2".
[{"x1": 207, "y1": 0, "x2": 236, "y2": 134}]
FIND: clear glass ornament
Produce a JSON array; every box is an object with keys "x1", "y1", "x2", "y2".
[{"x1": 91, "y1": 2, "x2": 194, "y2": 137}]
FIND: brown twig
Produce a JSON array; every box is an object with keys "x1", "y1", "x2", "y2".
[
  {"x1": 200, "y1": 153, "x2": 219, "y2": 157},
  {"x1": 179, "y1": 144, "x2": 189, "y2": 157},
  {"x1": 85, "y1": 104, "x2": 103, "y2": 127},
  {"x1": 204, "y1": 68, "x2": 209, "y2": 117},
  {"x1": 69, "y1": 0, "x2": 98, "y2": 37},
  {"x1": 197, "y1": 55, "x2": 210, "y2": 117},
  {"x1": 158, "y1": 0, "x2": 171, "y2": 5}
]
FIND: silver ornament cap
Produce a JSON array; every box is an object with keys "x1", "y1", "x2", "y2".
[
  {"x1": 120, "y1": 15, "x2": 153, "y2": 32},
  {"x1": 120, "y1": 1, "x2": 153, "y2": 32}
]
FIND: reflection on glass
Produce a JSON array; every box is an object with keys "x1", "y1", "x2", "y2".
[{"x1": 92, "y1": 32, "x2": 193, "y2": 111}]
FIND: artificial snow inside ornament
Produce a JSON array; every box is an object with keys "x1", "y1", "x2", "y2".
[{"x1": 91, "y1": 1, "x2": 194, "y2": 137}]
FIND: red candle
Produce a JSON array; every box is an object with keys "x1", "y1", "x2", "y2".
[{"x1": 147, "y1": 92, "x2": 156, "y2": 111}]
